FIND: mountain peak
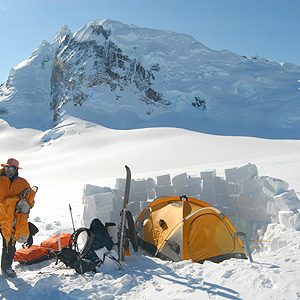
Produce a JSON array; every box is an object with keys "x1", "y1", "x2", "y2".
[
  {"x1": 0, "y1": 19, "x2": 300, "y2": 138},
  {"x1": 55, "y1": 24, "x2": 71, "y2": 39}
]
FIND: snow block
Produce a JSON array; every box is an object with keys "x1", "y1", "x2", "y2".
[
  {"x1": 131, "y1": 179, "x2": 147, "y2": 192},
  {"x1": 131, "y1": 191, "x2": 148, "y2": 202},
  {"x1": 274, "y1": 190, "x2": 300, "y2": 211},
  {"x1": 172, "y1": 173, "x2": 188, "y2": 188},
  {"x1": 225, "y1": 167, "x2": 237, "y2": 183},
  {"x1": 83, "y1": 205, "x2": 112, "y2": 226},
  {"x1": 228, "y1": 194, "x2": 239, "y2": 209},
  {"x1": 82, "y1": 184, "x2": 111, "y2": 203},
  {"x1": 200, "y1": 169, "x2": 216, "y2": 181},
  {"x1": 236, "y1": 163, "x2": 258, "y2": 182},
  {"x1": 110, "y1": 210, "x2": 121, "y2": 224},
  {"x1": 85, "y1": 192, "x2": 113, "y2": 212},
  {"x1": 238, "y1": 194, "x2": 252, "y2": 209},
  {"x1": 251, "y1": 192, "x2": 269, "y2": 209},
  {"x1": 156, "y1": 174, "x2": 171, "y2": 186},
  {"x1": 145, "y1": 178, "x2": 156, "y2": 190},
  {"x1": 241, "y1": 178, "x2": 262, "y2": 194},
  {"x1": 187, "y1": 176, "x2": 202, "y2": 186},
  {"x1": 223, "y1": 207, "x2": 238, "y2": 219},
  {"x1": 82, "y1": 206, "x2": 94, "y2": 227},
  {"x1": 128, "y1": 201, "x2": 142, "y2": 216},
  {"x1": 227, "y1": 182, "x2": 243, "y2": 195},
  {"x1": 115, "y1": 178, "x2": 126, "y2": 190},
  {"x1": 112, "y1": 189, "x2": 123, "y2": 210},
  {"x1": 289, "y1": 213, "x2": 300, "y2": 230},
  {"x1": 140, "y1": 201, "x2": 151, "y2": 212},
  {"x1": 82, "y1": 192, "x2": 113, "y2": 225},
  {"x1": 252, "y1": 208, "x2": 268, "y2": 222},
  {"x1": 186, "y1": 183, "x2": 202, "y2": 196},
  {"x1": 147, "y1": 188, "x2": 156, "y2": 200},
  {"x1": 202, "y1": 179, "x2": 215, "y2": 194},
  {"x1": 258, "y1": 176, "x2": 289, "y2": 197},
  {"x1": 278, "y1": 211, "x2": 295, "y2": 228},
  {"x1": 174, "y1": 186, "x2": 187, "y2": 196},
  {"x1": 215, "y1": 193, "x2": 228, "y2": 207},
  {"x1": 214, "y1": 177, "x2": 227, "y2": 194},
  {"x1": 155, "y1": 185, "x2": 175, "y2": 197},
  {"x1": 200, "y1": 193, "x2": 216, "y2": 206}
]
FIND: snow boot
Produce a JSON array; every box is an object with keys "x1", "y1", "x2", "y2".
[{"x1": 1, "y1": 266, "x2": 17, "y2": 277}]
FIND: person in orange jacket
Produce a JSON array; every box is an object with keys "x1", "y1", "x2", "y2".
[{"x1": 0, "y1": 158, "x2": 36, "y2": 277}]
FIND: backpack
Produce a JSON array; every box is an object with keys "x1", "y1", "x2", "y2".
[{"x1": 56, "y1": 218, "x2": 120, "y2": 274}]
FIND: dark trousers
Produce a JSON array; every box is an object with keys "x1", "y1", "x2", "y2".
[{"x1": 0, "y1": 231, "x2": 16, "y2": 271}]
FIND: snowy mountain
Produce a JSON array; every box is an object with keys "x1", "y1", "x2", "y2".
[
  {"x1": 1, "y1": 19, "x2": 300, "y2": 299},
  {"x1": 1, "y1": 19, "x2": 300, "y2": 138}
]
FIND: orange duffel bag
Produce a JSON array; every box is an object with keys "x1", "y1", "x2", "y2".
[
  {"x1": 40, "y1": 233, "x2": 72, "y2": 251},
  {"x1": 14, "y1": 233, "x2": 72, "y2": 265},
  {"x1": 14, "y1": 245, "x2": 51, "y2": 265}
]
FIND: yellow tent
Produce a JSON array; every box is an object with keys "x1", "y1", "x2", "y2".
[{"x1": 135, "y1": 196, "x2": 247, "y2": 263}]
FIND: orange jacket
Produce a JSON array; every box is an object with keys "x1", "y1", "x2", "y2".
[{"x1": 0, "y1": 168, "x2": 35, "y2": 244}]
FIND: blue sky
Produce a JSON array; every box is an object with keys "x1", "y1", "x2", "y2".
[{"x1": 0, "y1": 0, "x2": 299, "y2": 84}]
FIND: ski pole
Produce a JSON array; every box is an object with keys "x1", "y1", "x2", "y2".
[
  {"x1": 69, "y1": 204, "x2": 79, "y2": 252},
  {"x1": 69, "y1": 204, "x2": 76, "y2": 233}
]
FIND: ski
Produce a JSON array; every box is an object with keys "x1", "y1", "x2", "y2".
[{"x1": 118, "y1": 165, "x2": 131, "y2": 261}]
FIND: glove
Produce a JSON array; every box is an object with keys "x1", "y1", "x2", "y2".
[
  {"x1": 22, "y1": 222, "x2": 39, "y2": 249},
  {"x1": 16, "y1": 198, "x2": 31, "y2": 214},
  {"x1": 22, "y1": 235, "x2": 33, "y2": 248}
]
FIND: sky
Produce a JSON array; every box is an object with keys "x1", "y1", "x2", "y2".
[{"x1": 0, "y1": 0, "x2": 299, "y2": 84}]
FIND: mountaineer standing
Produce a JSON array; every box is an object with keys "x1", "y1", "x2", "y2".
[{"x1": 0, "y1": 158, "x2": 36, "y2": 277}]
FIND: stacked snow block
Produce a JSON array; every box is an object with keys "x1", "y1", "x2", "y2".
[
  {"x1": 275, "y1": 190, "x2": 300, "y2": 230},
  {"x1": 187, "y1": 175, "x2": 202, "y2": 197},
  {"x1": 82, "y1": 184, "x2": 113, "y2": 228},
  {"x1": 257, "y1": 177, "x2": 300, "y2": 230},
  {"x1": 224, "y1": 164, "x2": 266, "y2": 235},
  {"x1": 81, "y1": 163, "x2": 300, "y2": 235},
  {"x1": 200, "y1": 169, "x2": 229, "y2": 207},
  {"x1": 128, "y1": 179, "x2": 149, "y2": 218},
  {"x1": 224, "y1": 164, "x2": 300, "y2": 232},
  {"x1": 155, "y1": 174, "x2": 174, "y2": 197},
  {"x1": 155, "y1": 172, "x2": 202, "y2": 201}
]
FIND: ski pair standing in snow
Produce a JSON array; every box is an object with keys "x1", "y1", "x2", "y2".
[{"x1": 0, "y1": 158, "x2": 37, "y2": 277}]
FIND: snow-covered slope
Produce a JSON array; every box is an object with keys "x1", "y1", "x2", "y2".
[
  {"x1": 0, "y1": 115, "x2": 300, "y2": 299},
  {"x1": 1, "y1": 19, "x2": 300, "y2": 138}
]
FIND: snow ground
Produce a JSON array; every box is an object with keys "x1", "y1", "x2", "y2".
[{"x1": 1, "y1": 115, "x2": 300, "y2": 299}]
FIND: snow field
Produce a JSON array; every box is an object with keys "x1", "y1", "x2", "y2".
[{"x1": 1, "y1": 116, "x2": 300, "y2": 299}]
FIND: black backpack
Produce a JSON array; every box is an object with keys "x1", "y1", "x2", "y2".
[{"x1": 56, "y1": 218, "x2": 120, "y2": 274}]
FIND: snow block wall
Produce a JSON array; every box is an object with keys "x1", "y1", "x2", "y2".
[{"x1": 82, "y1": 163, "x2": 300, "y2": 238}]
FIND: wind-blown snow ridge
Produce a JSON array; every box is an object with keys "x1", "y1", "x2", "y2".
[{"x1": 0, "y1": 19, "x2": 300, "y2": 138}]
